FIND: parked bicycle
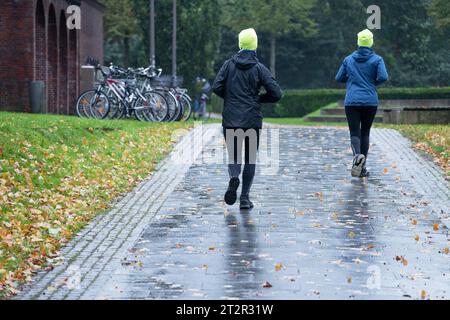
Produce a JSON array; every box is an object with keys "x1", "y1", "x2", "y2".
[{"x1": 76, "y1": 65, "x2": 169, "y2": 122}]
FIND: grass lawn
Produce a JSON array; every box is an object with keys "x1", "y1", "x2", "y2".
[
  {"x1": 264, "y1": 105, "x2": 449, "y2": 177},
  {"x1": 0, "y1": 112, "x2": 191, "y2": 297}
]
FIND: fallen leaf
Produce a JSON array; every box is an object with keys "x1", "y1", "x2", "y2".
[
  {"x1": 348, "y1": 231, "x2": 356, "y2": 238},
  {"x1": 208, "y1": 246, "x2": 216, "y2": 251},
  {"x1": 0, "y1": 146, "x2": 3, "y2": 157},
  {"x1": 395, "y1": 256, "x2": 408, "y2": 266},
  {"x1": 262, "y1": 281, "x2": 273, "y2": 288},
  {"x1": 275, "y1": 263, "x2": 283, "y2": 272},
  {"x1": 414, "y1": 235, "x2": 420, "y2": 242},
  {"x1": 347, "y1": 277, "x2": 352, "y2": 284},
  {"x1": 441, "y1": 247, "x2": 449, "y2": 254},
  {"x1": 88, "y1": 127, "x2": 94, "y2": 134},
  {"x1": 421, "y1": 290, "x2": 427, "y2": 300},
  {"x1": 412, "y1": 219, "x2": 418, "y2": 226},
  {"x1": 383, "y1": 168, "x2": 389, "y2": 174},
  {"x1": 433, "y1": 224, "x2": 439, "y2": 231}
]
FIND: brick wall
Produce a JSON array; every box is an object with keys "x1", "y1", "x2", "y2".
[
  {"x1": 0, "y1": 0, "x2": 104, "y2": 115},
  {"x1": 0, "y1": 0, "x2": 34, "y2": 112}
]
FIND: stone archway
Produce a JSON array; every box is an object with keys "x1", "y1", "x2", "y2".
[
  {"x1": 47, "y1": 4, "x2": 58, "y2": 114},
  {"x1": 59, "y1": 10, "x2": 68, "y2": 114}
]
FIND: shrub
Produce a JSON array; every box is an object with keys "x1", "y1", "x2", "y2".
[{"x1": 211, "y1": 87, "x2": 450, "y2": 118}]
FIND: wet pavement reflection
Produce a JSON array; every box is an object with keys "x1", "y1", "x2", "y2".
[{"x1": 96, "y1": 127, "x2": 449, "y2": 300}]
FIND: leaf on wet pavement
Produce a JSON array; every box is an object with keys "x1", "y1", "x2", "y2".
[
  {"x1": 421, "y1": 290, "x2": 427, "y2": 300},
  {"x1": 348, "y1": 231, "x2": 356, "y2": 238},
  {"x1": 275, "y1": 263, "x2": 283, "y2": 272},
  {"x1": 415, "y1": 235, "x2": 420, "y2": 241},
  {"x1": 208, "y1": 246, "x2": 216, "y2": 251},
  {"x1": 411, "y1": 219, "x2": 418, "y2": 226},
  {"x1": 347, "y1": 277, "x2": 352, "y2": 284},
  {"x1": 440, "y1": 248, "x2": 449, "y2": 254},
  {"x1": 395, "y1": 256, "x2": 408, "y2": 266},
  {"x1": 383, "y1": 168, "x2": 389, "y2": 174},
  {"x1": 433, "y1": 224, "x2": 439, "y2": 231}
]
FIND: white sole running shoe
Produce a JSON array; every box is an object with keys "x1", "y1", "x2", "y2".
[{"x1": 351, "y1": 154, "x2": 366, "y2": 177}]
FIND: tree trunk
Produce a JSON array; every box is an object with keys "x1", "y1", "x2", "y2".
[{"x1": 270, "y1": 35, "x2": 276, "y2": 77}]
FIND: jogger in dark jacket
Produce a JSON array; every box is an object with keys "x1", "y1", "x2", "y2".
[
  {"x1": 213, "y1": 28, "x2": 282, "y2": 209},
  {"x1": 336, "y1": 29, "x2": 388, "y2": 178}
]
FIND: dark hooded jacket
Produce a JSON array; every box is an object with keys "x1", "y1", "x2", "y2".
[
  {"x1": 213, "y1": 50, "x2": 282, "y2": 128},
  {"x1": 335, "y1": 47, "x2": 388, "y2": 107}
]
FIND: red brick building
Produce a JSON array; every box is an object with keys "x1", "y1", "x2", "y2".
[{"x1": 0, "y1": 0, "x2": 104, "y2": 115}]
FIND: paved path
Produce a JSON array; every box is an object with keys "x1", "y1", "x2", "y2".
[{"x1": 18, "y1": 124, "x2": 449, "y2": 300}]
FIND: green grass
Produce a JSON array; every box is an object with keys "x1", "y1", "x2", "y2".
[
  {"x1": 0, "y1": 112, "x2": 191, "y2": 297},
  {"x1": 381, "y1": 124, "x2": 449, "y2": 176}
]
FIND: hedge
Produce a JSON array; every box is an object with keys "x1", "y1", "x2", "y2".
[{"x1": 211, "y1": 87, "x2": 450, "y2": 118}]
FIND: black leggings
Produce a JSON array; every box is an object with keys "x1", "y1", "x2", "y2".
[
  {"x1": 345, "y1": 106, "x2": 377, "y2": 157},
  {"x1": 223, "y1": 128, "x2": 260, "y2": 197}
]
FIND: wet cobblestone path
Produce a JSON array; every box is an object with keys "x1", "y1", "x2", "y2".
[{"x1": 18, "y1": 124, "x2": 449, "y2": 300}]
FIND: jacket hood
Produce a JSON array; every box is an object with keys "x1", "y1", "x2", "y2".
[
  {"x1": 352, "y1": 47, "x2": 374, "y2": 62},
  {"x1": 232, "y1": 50, "x2": 258, "y2": 70}
]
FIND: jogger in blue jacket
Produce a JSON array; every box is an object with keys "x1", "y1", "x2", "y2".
[{"x1": 336, "y1": 29, "x2": 388, "y2": 178}]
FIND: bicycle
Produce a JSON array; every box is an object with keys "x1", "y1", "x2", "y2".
[
  {"x1": 192, "y1": 93, "x2": 211, "y2": 122},
  {"x1": 76, "y1": 65, "x2": 169, "y2": 122}
]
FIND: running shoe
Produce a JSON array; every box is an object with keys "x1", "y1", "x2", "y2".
[
  {"x1": 240, "y1": 195, "x2": 254, "y2": 210},
  {"x1": 224, "y1": 177, "x2": 240, "y2": 205},
  {"x1": 351, "y1": 154, "x2": 366, "y2": 178}
]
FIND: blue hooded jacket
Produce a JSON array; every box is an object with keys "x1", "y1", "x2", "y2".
[{"x1": 335, "y1": 47, "x2": 388, "y2": 107}]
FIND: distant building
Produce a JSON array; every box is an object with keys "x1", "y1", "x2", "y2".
[{"x1": 0, "y1": 0, "x2": 104, "y2": 115}]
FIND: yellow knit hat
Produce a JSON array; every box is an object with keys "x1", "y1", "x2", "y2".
[
  {"x1": 358, "y1": 29, "x2": 374, "y2": 48},
  {"x1": 239, "y1": 28, "x2": 258, "y2": 51}
]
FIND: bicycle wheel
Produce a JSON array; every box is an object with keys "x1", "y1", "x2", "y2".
[
  {"x1": 76, "y1": 90, "x2": 110, "y2": 119},
  {"x1": 103, "y1": 87, "x2": 121, "y2": 119},
  {"x1": 156, "y1": 89, "x2": 179, "y2": 122},
  {"x1": 179, "y1": 94, "x2": 192, "y2": 121},
  {"x1": 135, "y1": 91, "x2": 168, "y2": 122}
]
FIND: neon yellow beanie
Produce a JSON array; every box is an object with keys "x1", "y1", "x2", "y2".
[
  {"x1": 358, "y1": 29, "x2": 374, "y2": 48},
  {"x1": 239, "y1": 28, "x2": 258, "y2": 51}
]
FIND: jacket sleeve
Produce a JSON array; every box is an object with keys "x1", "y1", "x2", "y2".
[
  {"x1": 212, "y1": 61, "x2": 229, "y2": 99},
  {"x1": 259, "y1": 65, "x2": 282, "y2": 103},
  {"x1": 375, "y1": 58, "x2": 388, "y2": 86},
  {"x1": 335, "y1": 60, "x2": 348, "y2": 83}
]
